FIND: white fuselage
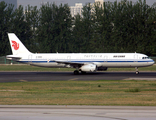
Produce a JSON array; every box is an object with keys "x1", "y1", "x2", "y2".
[
  {"x1": 7, "y1": 33, "x2": 155, "y2": 74},
  {"x1": 16, "y1": 53, "x2": 154, "y2": 68}
]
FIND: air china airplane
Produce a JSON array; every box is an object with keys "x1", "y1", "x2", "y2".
[{"x1": 6, "y1": 33, "x2": 154, "y2": 75}]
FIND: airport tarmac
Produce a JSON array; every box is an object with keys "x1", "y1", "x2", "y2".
[
  {"x1": 0, "y1": 71, "x2": 156, "y2": 82},
  {"x1": 0, "y1": 73, "x2": 156, "y2": 120},
  {"x1": 0, "y1": 105, "x2": 156, "y2": 120}
]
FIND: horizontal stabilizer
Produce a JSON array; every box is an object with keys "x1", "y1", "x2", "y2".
[{"x1": 6, "y1": 55, "x2": 21, "y2": 60}]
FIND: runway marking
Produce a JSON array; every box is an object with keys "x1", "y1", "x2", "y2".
[
  {"x1": 68, "y1": 78, "x2": 78, "y2": 81},
  {"x1": 0, "y1": 90, "x2": 25, "y2": 92},
  {"x1": 124, "y1": 78, "x2": 156, "y2": 80},
  {"x1": 19, "y1": 80, "x2": 28, "y2": 82}
]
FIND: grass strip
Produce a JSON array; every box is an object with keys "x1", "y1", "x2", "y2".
[{"x1": 0, "y1": 80, "x2": 156, "y2": 106}]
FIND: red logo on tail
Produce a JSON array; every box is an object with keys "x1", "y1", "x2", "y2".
[{"x1": 11, "y1": 41, "x2": 19, "y2": 50}]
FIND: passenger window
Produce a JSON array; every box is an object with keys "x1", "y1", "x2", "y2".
[{"x1": 142, "y1": 57, "x2": 149, "y2": 59}]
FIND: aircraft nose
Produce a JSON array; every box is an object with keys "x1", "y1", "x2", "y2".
[
  {"x1": 153, "y1": 60, "x2": 155, "y2": 64},
  {"x1": 151, "y1": 59, "x2": 155, "y2": 65}
]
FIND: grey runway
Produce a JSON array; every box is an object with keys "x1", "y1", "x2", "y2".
[
  {"x1": 0, "y1": 105, "x2": 156, "y2": 120},
  {"x1": 0, "y1": 71, "x2": 156, "y2": 82}
]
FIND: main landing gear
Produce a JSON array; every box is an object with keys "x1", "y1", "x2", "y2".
[
  {"x1": 74, "y1": 70, "x2": 79, "y2": 75},
  {"x1": 73, "y1": 70, "x2": 86, "y2": 75},
  {"x1": 135, "y1": 67, "x2": 139, "y2": 75}
]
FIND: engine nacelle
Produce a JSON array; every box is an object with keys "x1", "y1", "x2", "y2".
[
  {"x1": 97, "y1": 67, "x2": 108, "y2": 71},
  {"x1": 80, "y1": 64, "x2": 97, "y2": 72}
]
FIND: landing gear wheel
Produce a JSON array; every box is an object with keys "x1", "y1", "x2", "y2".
[
  {"x1": 81, "y1": 71, "x2": 86, "y2": 74},
  {"x1": 135, "y1": 67, "x2": 139, "y2": 75},
  {"x1": 74, "y1": 70, "x2": 79, "y2": 75},
  {"x1": 136, "y1": 71, "x2": 139, "y2": 75}
]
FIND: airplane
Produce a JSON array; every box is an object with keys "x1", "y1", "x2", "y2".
[{"x1": 6, "y1": 33, "x2": 155, "y2": 75}]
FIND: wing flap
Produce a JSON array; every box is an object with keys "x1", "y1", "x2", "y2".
[{"x1": 52, "y1": 60, "x2": 85, "y2": 65}]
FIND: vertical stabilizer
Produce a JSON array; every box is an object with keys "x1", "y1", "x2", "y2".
[{"x1": 8, "y1": 33, "x2": 31, "y2": 55}]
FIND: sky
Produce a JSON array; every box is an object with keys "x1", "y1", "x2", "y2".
[{"x1": 17, "y1": 0, "x2": 155, "y2": 8}]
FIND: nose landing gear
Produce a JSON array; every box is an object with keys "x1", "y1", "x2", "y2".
[{"x1": 135, "y1": 67, "x2": 139, "y2": 75}]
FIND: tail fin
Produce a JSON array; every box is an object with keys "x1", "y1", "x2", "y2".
[{"x1": 8, "y1": 33, "x2": 31, "y2": 55}]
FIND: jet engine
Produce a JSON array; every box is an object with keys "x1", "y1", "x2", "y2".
[{"x1": 80, "y1": 64, "x2": 97, "y2": 72}]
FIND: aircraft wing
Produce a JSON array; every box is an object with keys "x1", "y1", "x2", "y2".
[{"x1": 53, "y1": 60, "x2": 85, "y2": 65}]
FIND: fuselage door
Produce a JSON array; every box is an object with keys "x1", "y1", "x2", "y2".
[
  {"x1": 134, "y1": 54, "x2": 138, "y2": 62},
  {"x1": 67, "y1": 56, "x2": 71, "y2": 62},
  {"x1": 28, "y1": 55, "x2": 32, "y2": 63},
  {"x1": 104, "y1": 56, "x2": 108, "y2": 62}
]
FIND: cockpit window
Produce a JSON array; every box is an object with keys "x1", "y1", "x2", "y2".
[{"x1": 142, "y1": 57, "x2": 149, "y2": 59}]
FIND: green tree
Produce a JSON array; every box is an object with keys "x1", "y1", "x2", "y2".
[
  {"x1": 12, "y1": 5, "x2": 32, "y2": 51},
  {"x1": 90, "y1": 1, "x2": 113, "y2": 53},
  {"x1": 0, "y1": 0, "x2": 156, "y2": 56},
  {"x1": 107, "y1": 0, "x2": 156, "y2": 55},
  {"x1": 71, "y1": 14, "x2": 84, "y2": 53},
  {"x1": 37, "y1": 3, "x2": 72, "y2": 53},
  {"x1": 25, "y1": 5, "x2": 40, "y2": 52},
  {"x1": 72, "y1": 3, "x2": 93, "y2": 53},
  {"x1": 0, "y1": 1, "x2": 14, "y2": 56}
]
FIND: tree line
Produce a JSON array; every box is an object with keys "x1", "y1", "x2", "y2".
[{"x1": 0, "y1": 0, "x2": 156, "y2": 56}]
